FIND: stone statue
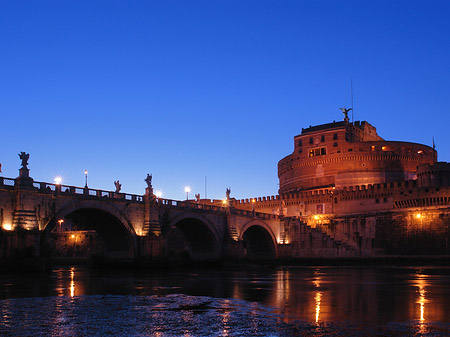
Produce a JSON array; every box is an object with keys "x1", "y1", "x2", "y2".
[
  {"x1": 19, "y1": 152, "x2": 29, "y2": 168},
  {"x1": 340, "y1": 107, "x2": 352, "y2": 120},
  {"x1": 145, "y1": 173, "x2": 152, "y2": 188},
  {"x1": 114, "y1": 180, "x2": 122, "y2": 193},
  {"x1": 195, "y1": 193, "x2": 200, "y2": 202},
  {"x1": 226, "y1": 188, "x2": 231, "y2": 200}
]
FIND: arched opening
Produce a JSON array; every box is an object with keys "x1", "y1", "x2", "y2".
[
  {"x1": 42, "y1": 208, "x2": 134, "y2": 261},
  {"x1": 167, "y1": 217, "x2": 219, "y2": 261},
  {"x1": 242, "y1": 225, "x2": 276, "y2": 260}
]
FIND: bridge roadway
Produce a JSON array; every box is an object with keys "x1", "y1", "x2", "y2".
[{"x1": 0, "y1": 175, "x2": 355, "y2": 262}]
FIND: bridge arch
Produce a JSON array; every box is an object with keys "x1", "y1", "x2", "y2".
[
  {"x1": 167, "y1": 213, "x2": 222, "y2": 261},
  {"x1": 42, "y1": 200, "x2": 137, "y2": 260},
  {"x1": 239, "y1": 220, "x2": 277, "y2": 259}
]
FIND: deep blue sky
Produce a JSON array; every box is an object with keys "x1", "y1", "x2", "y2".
[{"x1": 1, "y1": 1, "x2": 450, "y2": 200}]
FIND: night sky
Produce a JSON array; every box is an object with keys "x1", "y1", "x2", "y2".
[{"x1": 1, "y1": 1, "x2": 450, "y2": 200}]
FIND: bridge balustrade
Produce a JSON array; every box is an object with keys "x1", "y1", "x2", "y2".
[
  {"x1": 0, "y1": 176, "x2": 145, "y2": 204},
  {"x1": 0, "y1": 177, "x2": 15, "y2": 187},
  {"x1": 2, "y1": 176, "x2": 282, "y2": 219}
]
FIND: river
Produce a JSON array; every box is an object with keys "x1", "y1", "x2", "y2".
[{"x1": 1, "y1": 265, "x2": 450, "y2": 336}]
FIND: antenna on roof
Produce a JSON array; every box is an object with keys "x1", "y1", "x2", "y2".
[
  {"x1": 351, "y1": 78, "x2": 354, "y2": 123},
  {"x1": 433, "y1": 136, "x2": 436, "y2": 150}
]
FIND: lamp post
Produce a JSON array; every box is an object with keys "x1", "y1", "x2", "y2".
[
  {"x1": 58, "y1": 219, "x2": 64, "y2": 233},
  {"x1": 84, "y1": 170, "x2": 88, "y2": 188},
  {"x1": 185, "y1": 186, "x2": 191, "y2": 200}
]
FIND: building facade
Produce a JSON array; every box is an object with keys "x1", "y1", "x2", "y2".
[{"x1": 234, "y1": 113, "x2": 450, "y2": 256}]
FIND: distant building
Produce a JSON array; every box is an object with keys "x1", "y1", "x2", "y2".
[
  {"x1": 279, "y1": 119, "x2": 436, "y2": 194},
  {"x1": 234, "y1": 113, "x2": 450, "y2": 255}
]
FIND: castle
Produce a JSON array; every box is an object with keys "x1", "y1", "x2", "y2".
[{"x1": 234, "y1": 111, "x2": 450, "y2": 256}]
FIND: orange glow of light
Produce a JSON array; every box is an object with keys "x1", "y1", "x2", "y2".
[
  {"x1": 251, "y1": 199, "x2": 256, "y2": 203},
  {"x1": 71, "y1": 234, "x2": 75, "y2": 239},
  {"x1": 419, "y1": 287, "x2": 426, "y2": 322},
  {"x1": 315, "y1": 291, "x2": 322, "y2": 323},
  {"x1": 2, "y1": 223, "x2": 12, "y2": 231},
  {"x1": 70, "y1": 268, "x2": 75, "y2": 297},
  {"x1": 313, "y1": 215, "x2": 320, "y2": 220},
  {"x1": 415, "y1": 213, "x2": 422, "y2": 219}
]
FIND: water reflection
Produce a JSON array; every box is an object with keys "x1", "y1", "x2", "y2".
[
  {"x1": 313, "y1": 269, "x2": 322, "y2": 324},
  {"x1": 411, "y1": 273, "x2": 429, "y2": 334},
  {"x1": 70, "y1": 267, "x2": 75, "y2": 297},
  {"x1": 1, "y1": 266, "x2": 450, "y2": 330}
]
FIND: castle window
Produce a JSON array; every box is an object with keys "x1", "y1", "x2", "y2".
[
  {"x1": 309, "y1": 137, "x2": 313, "y2": 144},
  {"x1": 309, "y1": 147, "x2": 327, "y2": 157},
  {"x1": 333, "y1": 133, "x2": 338, "y2": 140},
  {"x1": 298, "y1": 149, "x2": 302, "y2": 154},
  {"x1": 371, "y1": 146, "x2": 376, "y2": 151},
  {"x1": 298, "y1": 139, "x2": 302, "y2": 147},
  {"x1": 333, "y1": 142, "x2": 338, "y2": 147},
  {"x1": 321, "y1": 135, "x2": 325, "y2": 142},
  {"x1": 348, "y1": 148, "x2": 353, "y2": 152}
]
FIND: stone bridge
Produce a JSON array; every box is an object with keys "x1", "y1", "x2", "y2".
[{"x1": 0, "y1": 167, "x2": 356, "y2": 263}]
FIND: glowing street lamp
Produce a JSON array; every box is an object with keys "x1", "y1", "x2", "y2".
[
  {"x1": 54, "y1": 176, "x2": 62, "y2": 185},
  {"x1": 185, "y1": 186, "x2": 191, "y2": 200},
  {"x1": 84, "y1": 170, "x2": 88, "y2": 188},
  {"x1": 155, "y1": 190, "x2": 162, "y2": 198},
  {"x1": 58, "y1": 219, "x2": 64, "y2": 233},
  {"x1": 2, "y1": 223, "x2": 12, "y2": 231}
]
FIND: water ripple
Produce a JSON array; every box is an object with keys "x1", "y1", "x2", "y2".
[{"x1": 0, "y1": 294, "x2": 449, "y2": 336}]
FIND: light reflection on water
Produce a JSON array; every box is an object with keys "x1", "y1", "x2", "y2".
[{"x1": 1, "y1": 266, "x2": 450, "y2": 335}]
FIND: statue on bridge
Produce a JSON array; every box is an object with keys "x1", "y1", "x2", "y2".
[
  {"x1": 195, "y1": 193, "x2": 200, "y2": 202},
  {"x1": 114, "y1": 180, "x2": 122, "y2": 193},
  {"x1": 19, "y1": 152, "x2": 29, "y2": 168},
  {"x1": 145, "y1": 174, "x2": 152, "y2": 188}
]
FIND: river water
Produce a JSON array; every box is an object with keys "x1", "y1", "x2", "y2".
[{"x1": 1, "y1": 265, "x2": 450, "y2": 336}]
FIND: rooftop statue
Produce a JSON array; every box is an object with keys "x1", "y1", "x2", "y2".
[
  {"x1": 145, "y1": 173, "x2": 152, "y2": 188},
  {"x1": 114, "y1": 180, "x2": 122, "y2": 193},
  {"x1": 340, "y1": 107, "x2": 352, "y2": 120},
  {"x1": 226, "y1": 188, "x2": 231, "y2": 200},
  {"x1": 19, "y1": 152, "x2": 29, "y2": 168}
]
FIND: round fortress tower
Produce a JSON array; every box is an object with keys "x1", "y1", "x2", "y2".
[{"x1": 278, "y1": 114, "x2": 437, "y2": 194}]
